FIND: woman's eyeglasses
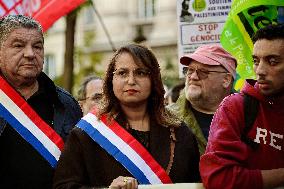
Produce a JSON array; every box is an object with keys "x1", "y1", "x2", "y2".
[
  {"x1": 183, "y1": 66, "x2": 228, "y2": 80},
  {"x1": 113, "y1": 68, "x2": 150, "y2": 80}
]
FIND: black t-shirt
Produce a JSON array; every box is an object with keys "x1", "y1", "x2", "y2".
[
  {"x1": 130, "y1": 128, "x2": 150, "y2": 149},
  {"x1": 191, "y1": 107, "x2": 214, "y2": 140}
]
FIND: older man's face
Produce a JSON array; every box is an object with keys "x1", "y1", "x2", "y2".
[
  {"x1": 0, "y1": 28, "x2": 44, "y2": 87},
  {"x1": 80, "y1": 79, "x2": 103, "y2": 115},
  {"x1": 184, "y1": 60, "x2": 229, "y2": 103}
]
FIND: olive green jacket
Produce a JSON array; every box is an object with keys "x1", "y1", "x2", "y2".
[{"x1": 168, "y1": 92, "x2": 207, "y2": 155}]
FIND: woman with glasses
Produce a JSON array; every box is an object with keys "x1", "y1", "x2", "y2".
[{"x1": 53, "y1": 44, "x2": 200, "y2": 189}]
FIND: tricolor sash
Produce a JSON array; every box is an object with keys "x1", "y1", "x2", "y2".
[
  {"x1": 0, "y1": 75, "x2": 64, "y2": 168},
  {"x1": 76, "y1": 111, "x2": 172, "y2": 184}
]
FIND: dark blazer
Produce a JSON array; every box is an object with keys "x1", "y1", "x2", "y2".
[
  {"x1": 0, "y1": 72, "x2": 82, "y2": 140},
  {"x1": 53, "y1": 122, "x2": 200, "y2": 189},
  {"x1": 0, "y1": 72, "x2": 82, "y2": 189}
]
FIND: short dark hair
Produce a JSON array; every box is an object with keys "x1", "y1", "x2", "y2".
[
  {"x1": 170, "y1": 82, "x2": 185, "y2": 103},
  {"x1": 77, "y1": 75, "x2": 102, "y2": 101},
  {"x1": 252, "y1": 24, "x2": 284, "y2": 43},
  {"x1": 0, "y1": 15, "x2": 43, "y2": 46}
]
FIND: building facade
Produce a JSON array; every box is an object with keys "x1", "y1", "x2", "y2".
[{"x1": 44, "y1": 0, "x2": 180, "y2": 88}]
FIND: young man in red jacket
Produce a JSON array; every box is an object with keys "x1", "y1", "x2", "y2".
[{"x1": 200, "y1": 24, "x2": 284, "y2": 189}]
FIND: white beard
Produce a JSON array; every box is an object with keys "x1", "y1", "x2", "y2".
[{"x1": 185, "y1": 85, "x2": 202, "y2": 101}]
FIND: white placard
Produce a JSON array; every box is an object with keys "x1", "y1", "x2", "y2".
[{"x1": 177, "y1": 0, "x2": 232, "y2": 76}]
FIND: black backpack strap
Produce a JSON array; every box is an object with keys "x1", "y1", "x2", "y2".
[{"x1": 241, "y1": 94, "x2": 260, "y2": 150}]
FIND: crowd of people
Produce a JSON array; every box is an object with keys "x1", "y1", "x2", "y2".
[{"x1": 0, "y1": 15, "x2": 283, "y2": 189}]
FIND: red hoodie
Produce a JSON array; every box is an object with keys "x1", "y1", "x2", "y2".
[{"x1": 200, "y1": 80, "x2": 284, "y2": 189}]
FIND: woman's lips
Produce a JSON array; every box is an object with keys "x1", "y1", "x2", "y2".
[{"x1": 126, "y1": 89, "x2": 138, "y2": 95}]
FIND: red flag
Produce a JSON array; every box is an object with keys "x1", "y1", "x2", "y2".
[{"x1": 0, "y1": 0, "x2": 86, "y2": 31}]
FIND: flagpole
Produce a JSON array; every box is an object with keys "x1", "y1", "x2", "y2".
[{"x1": 91, "y1": 2, "x2": 116, "y2": 52}]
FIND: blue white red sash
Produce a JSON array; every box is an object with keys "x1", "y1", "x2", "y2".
[
  {"x1": 76, "y1": 111, "x2": 172, "y2": 184},
  {"x1": 0, "y1": 76, "x2": 64, "y2": 168}
]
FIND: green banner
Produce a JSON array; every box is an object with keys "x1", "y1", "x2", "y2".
[{"x1": 221, "y1": 0, "x2": 284, "y2": 90}]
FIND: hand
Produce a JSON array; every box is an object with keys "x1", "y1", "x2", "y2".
[{"x1": 109, "y1": 176, "x2": 138, "y2": 189}]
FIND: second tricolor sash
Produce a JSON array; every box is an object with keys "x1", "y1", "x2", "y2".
[
  {"x1": 76, "y1": 111, "x2": 172, "y2": 184},
  {"x1": 0, "y1": 75, "x2": 64, "y2": 168}
]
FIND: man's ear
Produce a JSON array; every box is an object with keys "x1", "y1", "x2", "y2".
[{"x1": 223, "y1": 73, "x2": 233, "y2": 88}]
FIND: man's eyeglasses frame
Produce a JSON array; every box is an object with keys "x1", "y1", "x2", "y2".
[{"x1": 183, "y1": 66, "x2": 228, "y2": 80}]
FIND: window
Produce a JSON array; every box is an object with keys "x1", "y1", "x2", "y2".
[
  {"x1": 84, "y1": 7, "x2": 95, "y2": 25},
  {"x1": 44, "y1": 54, "x2": 56, "y2": 79},
  {"x1": 138, "y1": 0, "x2": 156, "y2": 19}
]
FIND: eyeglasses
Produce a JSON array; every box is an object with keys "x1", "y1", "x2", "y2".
[
  {"x1": 81, "y1": 93, "x2": 102, "y2": 102},
  {"x1": 183, "y1": 66, "x2": 228, "y2": 80},
  {"x1": 113, "y1": 68, "x2": 150, "y2": 80}
]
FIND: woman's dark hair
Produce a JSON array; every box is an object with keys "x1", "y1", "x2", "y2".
[
  {"x1": 99, "y1": 44, "x2": 179, "y2": 127},
  {"x1": 252, "y1": 24, "x2": 284, "y2": 43}
]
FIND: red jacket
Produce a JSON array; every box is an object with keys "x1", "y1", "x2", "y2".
[{"x1": 200, "y1": 80, "x2": 284, "y2": 189}]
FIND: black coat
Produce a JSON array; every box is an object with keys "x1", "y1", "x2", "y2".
[
  {"x1": 53, "y1": 121, "x2": 200, "y2": 189},
  {"x1": 0, "y1": 72, "x2": 82, "y2": 189}
]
